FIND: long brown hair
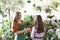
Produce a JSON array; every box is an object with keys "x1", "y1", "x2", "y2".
[
  {"x1": 35, "y1": 15, "x2": 44, "y2": 33},
  {"x1": 13, "y1": 11, "x2": 21, "y2": 32}
]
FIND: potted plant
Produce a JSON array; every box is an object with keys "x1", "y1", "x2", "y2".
[{"x1": 24, "y1": 15, "x2": 34, "y2": 40}]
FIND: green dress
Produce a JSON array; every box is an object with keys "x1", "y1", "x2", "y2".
[{"x1": 17, "y1": 24, "x2": 25, "y2": 40}]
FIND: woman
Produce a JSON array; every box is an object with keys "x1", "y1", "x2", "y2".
[
  {"x1": 13, "y1": 11, "x2": 30, "y2": 40},
  {"x1": 31, "y1": 15, "x2": 45, "y2": 40}
]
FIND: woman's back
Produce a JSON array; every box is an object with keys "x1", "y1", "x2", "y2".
[{"x1": 31, "y1": 27, "x2": 44, "y2": 40}]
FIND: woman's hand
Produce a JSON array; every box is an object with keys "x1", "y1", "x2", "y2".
[
  {"x1": 24, "y1": 28, "x2": 31, "y2": 32},
  {"x1": 23, "y1": 28, "x2": 27, "y2": 32},
  {"x1": 26, "y1": 27, "x2": 31, "y2": 32},
  {"x1": 15, "y1": 28, "x2": 27, "y2": 34}
]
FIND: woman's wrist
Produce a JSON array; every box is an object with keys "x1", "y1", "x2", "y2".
[
  {"x1": 23, "y1": 29, "x2": 25, "y2": 32},
  {"x1": 23, "y1": 28, "x2": 27, "y2": 32}
]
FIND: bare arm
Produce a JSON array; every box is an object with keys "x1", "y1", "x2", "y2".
[
  {"x1": 15, "y1": 28, "x2": 26, "y2": 34},
  {"x1": 16, "y1": 27, "x2": 32, "y2": 34},
  {"x1": 15, "y1": 20, "x2": 27, "y2": 34}
]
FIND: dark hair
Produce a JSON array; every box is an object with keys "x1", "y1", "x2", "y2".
[
  {"x1": 14, "y1": 11, "x2": 21, "y2": 23},
  {"x1": 35, "y1": 15, "x2": 44, "y2": 33}
]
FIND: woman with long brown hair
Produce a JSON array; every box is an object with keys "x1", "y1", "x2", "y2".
[
  {"x1": 13, "y1": 11, "x2": 30, "y2": 40},
  {"x1": 31, "y1": 15, "x2": 44, "y2": 40}
]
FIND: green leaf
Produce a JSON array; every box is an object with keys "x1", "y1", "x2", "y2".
[
  {"x1": 24, "y1": 10, "x2": 27, "y2": 13},
  {"x1": 47, "y1": 15, "x2": 54, "y2": 18},
  {"x1": 17, "y1": 0, "x2": 23, "y2": 4},
  {"x1": 45, "y1": 7, "x2": 51, "y2": 13},
  {"x1": 24, "y1": 15, "x2": 31, "y2": 21},
  {"x1": 36, "y1": 6, "x2": 41, "y2": 12},
  {"x1": 40, "y1": 0, "x2": 43, "y2": 1},
  {"x1": 49, "y1": 6, "x2": 57, "y2": 11},
  {"x1": 0, "y1": 0, "x2": 6, "y2": 4},
  {"x1": 0, "y1": 8, "x2": 4, "y2": 15},
  {"x1": 4, "y1": 20, "x2": 10, "y2": 28},
  {"x1": 33, "y1": 4, "x2": 36, "y2": 7},
  {"x1": 0, "y1": 29, "x2": 3, "y2": 34},
  {"x1": 52, "y1": 1, "x2": 59, "y2": 8},
  {"x1": 27, "y1": 0, "x2": 31, "y2": 3}
]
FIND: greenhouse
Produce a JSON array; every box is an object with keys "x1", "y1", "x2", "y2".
[{"x1": 0, "y1": 0, "x2": 60, "y2": 40}]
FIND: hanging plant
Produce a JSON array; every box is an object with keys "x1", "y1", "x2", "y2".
[
  {"x1": 40, "y1": 0, "x2": 43, "y2": 1},
  {"x1": 36, "y1": 6, "x2": 41, "y2": 12},
  {"x1": 45, "y1": 7, "x2": 51, "y2": 13},
  {"x1": 52, "y1": 1, "x2": 59, "y2": 8},
  {"x1": 33, "y1": 4, "x2": 36, "y2": 7},
  {"x1": 17, "y1": 0, "x2": 23, "y2": 4},
  {"x1": 24, "y1": 10, "x2": 27, "y2": 13},
  {"x1": 27, "y1": 0, "x2": 31, "y2": 3}
]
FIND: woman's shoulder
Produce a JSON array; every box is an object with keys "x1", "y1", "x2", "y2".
[
  {"x1": 18, "y1": 20, "x2": 24, "y2": 25},
  {"x1": 13, "y1": 22, "x2": 18, "y2": 32},
  {"x1": 21, "y1": 20, "x2": 24, "y2": 22},
  {"x1": 32, "y1": 26, "x2": 35, "y2": 29},
  {"x1": 13, "y1": 22, "x2": 17, "y2": 25},
  {"x1": 32, "y1": 26, "x2": 37, "y2": 31},
  {"x1": 21, "y1": 20, "x2": 24, "y2": 24}
]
